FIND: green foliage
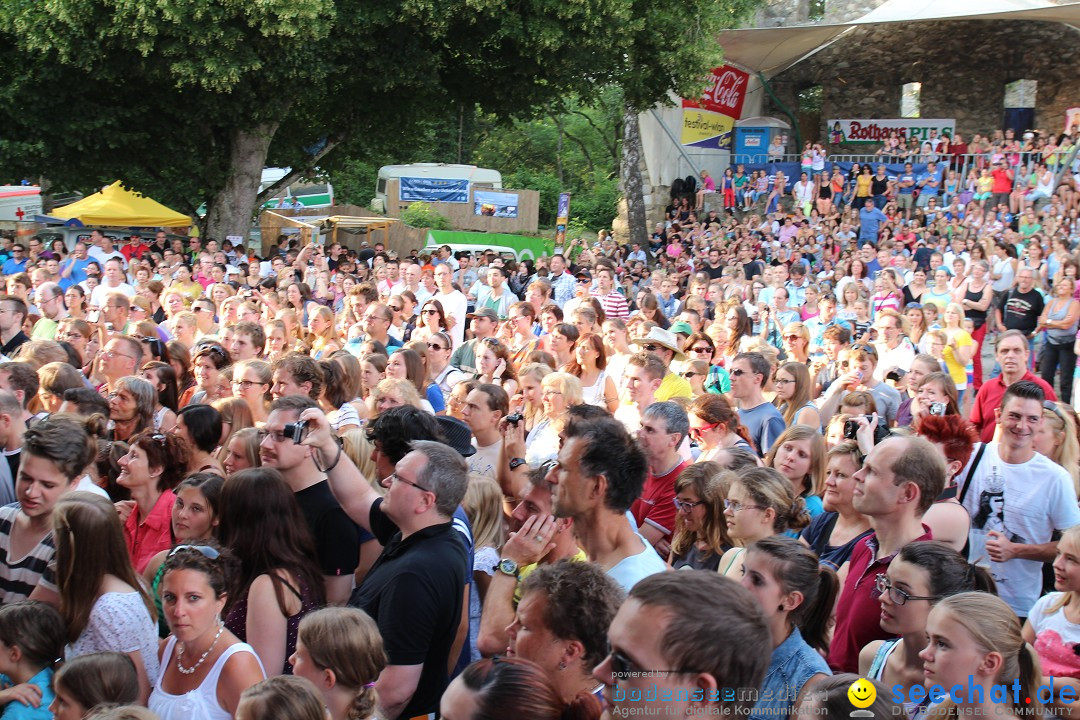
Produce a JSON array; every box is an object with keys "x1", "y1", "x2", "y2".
[{"x1": 400, "y1": 202, "x2": 450, "y2": 230}]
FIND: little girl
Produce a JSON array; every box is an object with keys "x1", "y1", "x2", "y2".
[
  {"x1": 462, "y1": 478, "x2": 504, "y2": 662},
  {"x1": 852, "y1": 299, "x2": 873, "y2": 343},
  {"x1": 1023, "y1": 525, "x2": 1080, "y2": 680},
  {"x1": 0, "y1": 601, "x2": 66, "y2": 720}
]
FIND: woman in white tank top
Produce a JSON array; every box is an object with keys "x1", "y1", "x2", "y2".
[{"x1": 149, "y1": 545, "x2": 265, "y2": 720}]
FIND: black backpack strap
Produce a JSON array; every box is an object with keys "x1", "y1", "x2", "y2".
[{"x1": 958, "y1": 442, "x2": 987, "y2": 505}]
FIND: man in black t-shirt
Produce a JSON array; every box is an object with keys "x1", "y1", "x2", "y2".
[
  {"x1": 703, "y1": 248, "x2": 724, "y2": 280},
  {"x1": 995, "y1": 267, "x2": 1044, "y2": 370},
  {"x1": 739, "y1": 245, "x2": 763, "y2": 281},
  {"x1": 303, "y1": 405, "x2": 470, "y2": 720}
]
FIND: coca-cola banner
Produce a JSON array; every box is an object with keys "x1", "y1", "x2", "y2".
[
  {"x1": 827, "y1": 118, "x2": 956, "y2": 145},
  {"x1": 682, "y1": 65, "x2": 749, "y2": 118},
  {"x1": 679, "y1": 65, "x2": 748, "y2": 150}
]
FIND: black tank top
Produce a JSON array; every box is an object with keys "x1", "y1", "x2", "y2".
[
  {"x1": 818, "y1": 183, "x2": 832, "y2": 199},
  {"x1": 871, "y1": 176, "x2": 890, "y2": 195},
  {"x1": 964, "y1": 282, "x2": 988, "y2": 327}
]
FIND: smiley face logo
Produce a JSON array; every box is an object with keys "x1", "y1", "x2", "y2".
[{"x1": 847, "y1": 678, "x2": 876, "y2": 709}]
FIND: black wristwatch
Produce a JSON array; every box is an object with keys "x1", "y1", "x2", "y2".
[{"x1": 508, "y1": 457, "x2": 527, "y2": 471}]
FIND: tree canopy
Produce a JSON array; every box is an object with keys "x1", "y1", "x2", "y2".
[{"x1": 0, "y1": 0, "x2": 759, "y2": 238}]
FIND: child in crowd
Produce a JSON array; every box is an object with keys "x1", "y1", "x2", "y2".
[{"x1": 0, "y1": 602, "x2": 65, "y2": 720}]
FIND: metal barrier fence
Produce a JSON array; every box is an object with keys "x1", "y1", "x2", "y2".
[{"x1": 724, "y1": 150, "x2": 1077, "y2": 194}]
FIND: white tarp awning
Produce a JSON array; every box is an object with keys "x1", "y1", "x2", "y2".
[{"x1": 719, "y1": 0, "x2": 1080, "y2": 78}]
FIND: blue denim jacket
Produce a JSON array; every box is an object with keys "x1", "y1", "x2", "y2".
[{"x1": 750, "y1": 628, "x2": 831, "y2": 720}]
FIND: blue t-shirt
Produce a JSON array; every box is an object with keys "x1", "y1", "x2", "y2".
[
  {"x1": 59, "y1": 257, "x2": 95, "y2": 289},
  {"x1": 0, "y1": 668, "x2": 54, "y2": 720},
  {"x1": 0, "y1": 258, "x2": 26, "y2": 275},
  {"x1": 738, "y1": 402, "x2": 787, "y2": 457},
  {"x1": 859, "y1": 208, "x2": 888, "y2": 241},
  {"x1": 425, "y1": 383, "x2": 446, "y2": 413},
  {"x1": 898, "y1": 172, "x2": 915, "y2": 195},
  {"x1": 918, "y1": 171, "x2": 940, "y2": 196}
]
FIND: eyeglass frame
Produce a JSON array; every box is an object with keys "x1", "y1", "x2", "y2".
[
  {"x1": 384, "y1": 472, "x2": 433, "y2": 494},
  {"x1": 672, "y1": 497, "x2": 705, "y2": 513},
  {"x1": 874, "y1": 573, "x2": 937, "y2": 606},
  {"x1": 724, "y1": 499, "x2": 766, "y2": 513}
]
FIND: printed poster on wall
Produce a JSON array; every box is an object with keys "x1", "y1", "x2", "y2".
[
  {"x1": 827, "y1": 119, "x2": 956, "y2": 145},
  {"x1": 554, "y1": 192, "x2": 571, "y2": 246},
  {"x1": 680, "y1": 64, "x2": 749, "y2": 150},
  {"x1": 399, "y1": 177, "x2": 470, "y2": 203},
  {"x1": 474, "y1": 190, "x2": 519, "y2": 218}
]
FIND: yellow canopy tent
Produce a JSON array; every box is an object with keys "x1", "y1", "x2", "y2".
[{"x1": 49, "y1": 181, "x2": 191, "y2": 227}]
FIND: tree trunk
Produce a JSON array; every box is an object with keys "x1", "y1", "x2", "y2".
[
  {"x1": 621, "y1": 106, "x2": 647, "y2": 246},
  {"x1": 205, "y1": 121, "x2": 280, "y2": 242}
]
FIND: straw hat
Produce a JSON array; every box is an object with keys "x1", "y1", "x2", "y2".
[{"x1": 630, "y1": 326, "x2": 685, "y2": 361}]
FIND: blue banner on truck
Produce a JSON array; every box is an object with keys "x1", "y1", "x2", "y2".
[{"x1": 399, "y1": 177, "x2": 470, "y2": 203}]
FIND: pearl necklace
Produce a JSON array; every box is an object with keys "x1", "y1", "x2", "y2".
[{"x1": 176, "y1": 624, "x2": 225, "y2": 675}]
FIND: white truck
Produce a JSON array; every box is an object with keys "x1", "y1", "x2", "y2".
[{"x1": 371, "y1": 164, "x2": 501, "y2": 213}]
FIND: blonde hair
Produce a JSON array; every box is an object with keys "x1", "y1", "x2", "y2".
[
  {"x1": 463, "y1": 478, "x2": 506, "y2": 552},
  {"x1": 1048, "y1": 526, "x2": 1080, "y2": 614},
  {"x1": 517, "y1": 363, "x2": 553, "y2": 428},
  {"x1": 930, "y1": 594, "x2": 1046, "y2": 717},
  {"x1": 1042, "y1": 402, "x2": 1080, "y2": 497},
  {"x1": 239, "y1": 676, "x2": 327, "y2": 720},
  {"x1": 371, "y1": 377, "x2": 424, "y2": 413},
  {"x1": 297, "y1": 607, "x2": 387, "y2": 720},
  {"x1": 764, "y1": 424, "x2": 827, "y2": 497},
  {"x1": 541, "y1": 372, "x2": 584, "y2": 408}
]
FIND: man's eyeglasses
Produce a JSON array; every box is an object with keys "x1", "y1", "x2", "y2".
[
  {"x1": 385, "y1": 472, "x2": 433, "y2": 494},
  {"x1": 874, "y1": 574, "x2": 936, "y2": 606},
  {"x1": 681, "y1": 372, "x2": 699, "y2": 379},
  {"x1": 103, "y1": 350, "x2": 138, "y2": 362},
  {"x1": 605, "y1": 646, "x2": 698, "y2": 677},
  {"x1": 672, "y1": 497, "x2": 705, "y2": 513},
  {"x1": 387, "y1": 305, "x2": 402, "y2": 313},
  {"x1": 257, "y1": 428, "x2": 292, "y2": 444},
  {"x1": 850, "y1": 344, "x2": 877, "y2": 357}
]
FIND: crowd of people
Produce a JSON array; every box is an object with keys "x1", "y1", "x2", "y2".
[{"x1": 0, "y1": 133, "x2": 1075, "y2": 719}]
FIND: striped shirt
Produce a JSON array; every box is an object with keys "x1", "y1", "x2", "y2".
[
  {"x1": 0, "y1": 504, "x2": 58, "y2": 604},
  {"x1": 590, "y1": 289, "x2": 629, "y2": 320}
]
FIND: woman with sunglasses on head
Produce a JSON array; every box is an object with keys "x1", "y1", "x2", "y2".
[
  {"x1": 669, "y1": 462, "x2": 732, "y2": 571},
  {"x1": 142, "y1": 473, "x2": 224, "y2": 637},
  {"x1": 741, "y1": 537, "x2": 835, "y2": 720},
  {"x1": 115, "y1": 430, "x2": 191, "y2": 574},
  {"x1": 1033, "y1": 401, "x2": 1080, "y2": 496},
  {"x1": 718, "y1": 467, "x2": 810, "y2": 579},
  {"x1": 149, "y1": 541, "x2": 267, "y2": 719},
  {"x1": 859, "y1": 542, "x2": 995, "y2": 719},
  {"x1": 688, "y1": 393, "x2": 756, "y2": 460},
  {"x1": 218, "y1": 468, "x2": 324, "y2": 677}
]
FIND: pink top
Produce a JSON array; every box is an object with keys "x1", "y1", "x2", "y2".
[
  {"x1": 703, "y1": 175, "x2": 716, "y2": 192},
  {"x1": 124, "y1": 490, "x2": 175, "y2": 574}
]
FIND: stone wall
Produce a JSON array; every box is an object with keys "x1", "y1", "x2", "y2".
[{"x1": 762, "y1": 19, "x2": 1080, "y2": 145}]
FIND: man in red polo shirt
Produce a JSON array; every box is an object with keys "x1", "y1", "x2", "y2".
[
  {"x1": 632, "y1": 401, "x2": 687, "y2": 553},
  {"x1": 827, "y1": 433, "x2": 946, "y2": 673},
  {"x1": 970, "y1": 330, "x2": 1056, "y2": 442}
]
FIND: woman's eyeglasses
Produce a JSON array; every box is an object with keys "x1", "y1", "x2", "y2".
[
  {"x1": 672, "y1": 497, "x2": 705, "y2": 513},
  {"x1": 874, "y1": 574, "x2": 936, "y2": 605},
  {"x1": 427, "y1": 343, "x2": 447, "y2": 351},
  {"x1": 421, "y1": 309, "x2": 439, "y2": 315},
  {"x1": 688, "y1": 422, "x2": 719, "y2": 438}
]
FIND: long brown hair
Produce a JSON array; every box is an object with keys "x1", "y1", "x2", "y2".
[
  {"x1": 53, "y1": 493, "x2": 157, "y2": 643},
  {"x1": 670, "y1": 462, "x2": 732, "y2": 560},
  {"x1": 772, "y1": 361, "x2": 814, "y2": 426},
  {"x1": 563, "y1": 333, "x2": 607, "y2": 377},
  {"x1": 217, "y1": 468, "x2": 325, "y2": 615}
]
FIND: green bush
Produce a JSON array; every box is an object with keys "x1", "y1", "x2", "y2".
[{"x1": 400, "y1": 201, "x2": 450, "y2": 230}]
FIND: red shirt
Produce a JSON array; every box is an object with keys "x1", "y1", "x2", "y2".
[
  {"x1": 970, "y1": 371, "x2": 1057, "y2": 442},
  {"x1": 121, "y1": 242, "x2": 149, "y2": 261},
  {"x1": 630, "y1": 460, "x2": 687, "y2": 539},
  {"x1": 124, "y1": 489, "x2": 175, "y2": 574},
  {"x1": 991, "y1": 168, "x2": 1013, "y2": 193},
  {"x1": 827, "y1": 525, "x2": 932, "y2": 673}
]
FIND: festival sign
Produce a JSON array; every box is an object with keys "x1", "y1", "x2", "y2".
[
  {"x1": 680, "y1": 64, "x2": 749, "y2": 150},
  {"x1": 827, "y1": 119, "x2": 956, "y2": 145},
  {"x1": 474, "y1": 190, "x2": 519, "y2": 218},
  {"x1": 399, "y1": 177, "x2": 470, "y2": 203}
]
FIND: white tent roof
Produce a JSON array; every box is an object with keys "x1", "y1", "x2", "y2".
[{"x1": 720, "y1": 0, "x2": 1080, "y2": 77}]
